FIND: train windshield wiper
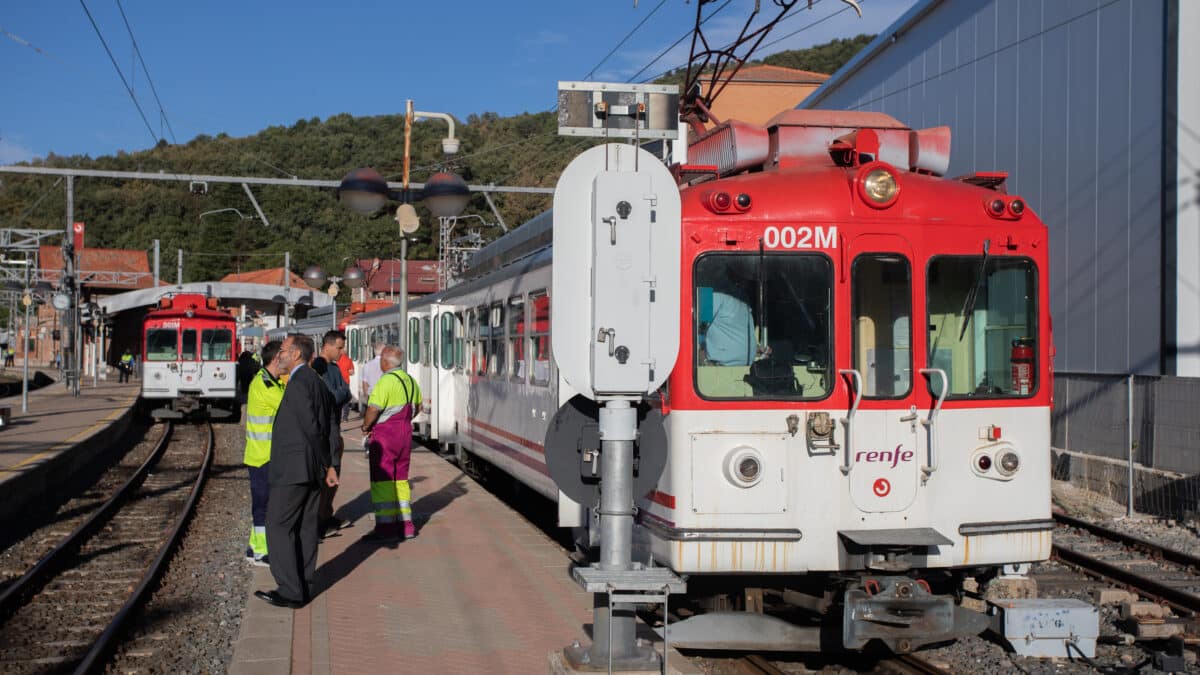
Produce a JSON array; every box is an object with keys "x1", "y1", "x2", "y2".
[{"x1": 957, "y1": 239, "x2": 990, "y2": 341}]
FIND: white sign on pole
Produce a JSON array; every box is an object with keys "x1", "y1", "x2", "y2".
[{"x1": 551, "y1": 144, "x2": 681, "y2": 399}]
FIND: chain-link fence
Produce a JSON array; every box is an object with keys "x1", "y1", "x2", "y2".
[{"x1": 1052, "y1": 372, "x2": 1200, "y2": 518}]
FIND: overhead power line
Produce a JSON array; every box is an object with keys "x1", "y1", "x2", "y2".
[
  {"x1": 760, "y1": 0, "x2": 867, "y2": 51},
  {"x1": 114, "y1": 0, "x2": 176, "y2": 144},
  {"x1": 581, "y1": 0, "x2": 669, "y2": 81},
  {"x1": 628, "y1": 0, "x2": 734, "y2": 83},
  {"x1": 78, "y1": 0, "x2": 160, "y2": 147}
]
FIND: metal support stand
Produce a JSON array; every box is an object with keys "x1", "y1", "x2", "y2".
[{"x1": 563, "y1": 399, "x2": 684, "y2": 672}]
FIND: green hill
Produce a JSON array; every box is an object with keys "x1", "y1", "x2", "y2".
[{"x1": 0, "y1": 36, "x2": 873, "y2": 291}]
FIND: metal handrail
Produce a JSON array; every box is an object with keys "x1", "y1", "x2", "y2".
[
  {"x1": 919, "y1": 368, "x2": 947, "y2": 478},
  {"x1": 838, "y1": 369, "x2": 862, "y2": 475}
]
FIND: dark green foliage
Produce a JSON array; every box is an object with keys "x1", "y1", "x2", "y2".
[{"x1": 0, "y1": 111, "x2": 596, "y2": 299}]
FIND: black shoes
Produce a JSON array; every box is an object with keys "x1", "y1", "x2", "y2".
[
  {"x1": 255, "y1": 589, "x2": 305, "y2": 609},
  {"x1": 320, "y1": 517, "x2": 349, "y2": 538}
]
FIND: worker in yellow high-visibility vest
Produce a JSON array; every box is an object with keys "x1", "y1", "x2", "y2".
[{"x1": 244, "y1": 340, "x2": 286, "y2": 565}]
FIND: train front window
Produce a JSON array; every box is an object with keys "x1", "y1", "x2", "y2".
[
  {"x1": 181, "y1": 329, "x2": 198, "y2": 360},
  {"x1": 201, "y1": 329, "x2": 233, "y2": 360},
  {"x1": 146, "y1": 328, "x2": 177, "y2": 361},
  {"x1": 927, "y1": 256, "x2": 1037, "y2": 398},
  {"x1": 694, "y1": 253, "x2": 832, "y2": 400},
  {"x1": 853, "y1": 255, "x2": 912, "y2": 398}
]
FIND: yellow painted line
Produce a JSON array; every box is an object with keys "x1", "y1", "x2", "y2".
[{"x1": 0, "y1": 391, "x2": 140, "y2": 474}]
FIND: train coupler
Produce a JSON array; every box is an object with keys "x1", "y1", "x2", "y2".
[{"x1": 843, "y1": 576, "x2": 989, "y2": 653}]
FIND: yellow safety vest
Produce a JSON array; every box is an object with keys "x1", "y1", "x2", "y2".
[{"x1": 244, "y1": 368, "x2": 284, "y2": 467}]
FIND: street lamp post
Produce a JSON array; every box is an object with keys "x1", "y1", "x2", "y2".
[
  {"x1": 336, "y1": 102, "x2": 469, "y2": 352},
  {"x1": 303, "y1": 263, "x2": 364, "y2": 332}
]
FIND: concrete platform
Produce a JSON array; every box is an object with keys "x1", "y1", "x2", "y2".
[
  {"x1": 231, "y1": 421, "x2": 695, "y2": 674},
  {"x1": 0, "y1": 374, "x2": 140, "y2": 525}
]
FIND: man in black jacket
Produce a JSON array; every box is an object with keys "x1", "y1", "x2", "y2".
[
  {"x1": 255, "y1": 335, "x2": 338, "y2": 609},
  {"x1": 312, "y1": 330, "x2": 351, "y2": 536}
]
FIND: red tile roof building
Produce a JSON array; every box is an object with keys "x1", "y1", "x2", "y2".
[
  {"x1": 220, "y1": 267, "x2": 309, "y2": 288},
  {"x1": 707, "y1": 64, "x2": 830, "y2": 127}
]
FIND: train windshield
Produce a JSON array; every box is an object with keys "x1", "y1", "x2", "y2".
[
  {"x1": 694, "y1": 253, "x2": 832, "y2": 400},
  {"x1": 146, "y1": 328, "x2": 178, "y2": 361},
  {"x1": 927, "y1": 256, "x2": 1037, "y2": 398},
  {"x1": 201, "y1": 329, "x2": 233, "y2": 360}
]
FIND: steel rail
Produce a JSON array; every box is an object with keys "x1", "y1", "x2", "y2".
[
  {"x1": 74, "y1": 421, "x2": 214, "y2": 674},
  {"x1": 886, "y1": 654, "x2": 952, "y2": 675},
  {"x1": 1053, "y1": 512, "x2": 1200, "y2": 571},
  {"x1": 1051, "y1": 543, "x2": 1200, "y2": 617},
  {"x1": 0, "y1": 422, "x2": 174, "y2": 623}
]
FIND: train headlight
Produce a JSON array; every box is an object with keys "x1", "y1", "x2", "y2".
[
  {"x1": 997, "y1": 451, "x2": 1020, "y2": 476},
  {"x1": 724, "y1": 446, "x2": 764, "y2": 488},
  {"x1": 857, "y1": 163, "x2": 900, "y2": 208}
]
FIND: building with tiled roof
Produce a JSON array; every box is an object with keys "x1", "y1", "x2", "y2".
[
  {"x1": 353, "y1": 259, "x2": 441, "y2": 298},
  {"x1": 708, "y1": 64, "x2": 829, "y2": 127},
  {"x1": 220, "y1": 267, "x2": 308, "y2": 288},
  {"x1": 38, "y1": 245, "x2": 158, "y2": 292}
]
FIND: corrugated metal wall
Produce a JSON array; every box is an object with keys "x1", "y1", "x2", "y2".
[{"x1": 805, "y1": 0, "x2": 1165, "y2": 374}]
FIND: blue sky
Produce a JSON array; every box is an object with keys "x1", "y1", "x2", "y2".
[{"x1": 1, "y1": 0, "x2": 916, "y2": 164}]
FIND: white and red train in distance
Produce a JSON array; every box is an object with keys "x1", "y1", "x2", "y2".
[
  {"x1": 140, "y1": 293, "x2": 239, "y2": 420},
  {"x1": 344, "y1": 109, "x2": 1052, "y2": 653}
]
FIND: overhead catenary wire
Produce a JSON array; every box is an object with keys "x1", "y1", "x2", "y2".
[
  {"x1": 78, "y1": 0, "x2": 160, "y2": 147},
  {"x1": 581, "y1": 0, "x2": 669, "y2": 81},
  {"x1": 114, "y1": 0, "x2": 176, "y2": 144}
]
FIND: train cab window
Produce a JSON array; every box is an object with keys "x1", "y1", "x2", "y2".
[
  {"x1": 927, "y1": 256, "x2": 1037, "y2": 398},
  {"x1": 508, "y1": 296, "x2": 525, "y2": 383},
  {"x1": 408, "y1": 318, "x2": 419, "y2": 364},
  {"x1": 439, "y1": 313, "x2": 456, "y2": 370},
  {"x1": 181, "y1": 329, "x2": 198, "y2": 361},
  {"x1": 201, "y1": 328, "x2": 234, "y2": 361},
  {"x1": 694, "y1": 253, "x2": 833, "y2": 400},
  {"x1": 421, "y1": 316, "x2": 431, "y2": 366},
  {"x1": 852, "y1": 255, "x2": 912, "y2": 398},
  {"x1": 146, "y1": 328, "x2": 178, "y2": 361},
  {"x1": 490, "y1": 303, "x2": 505, "y2": 377},
  {"x1": 530, "y1": 291, "x2": 551, "y2": 386},
  {"x1": 454, "y1": 312, "x2": 465, "y2": 371}
]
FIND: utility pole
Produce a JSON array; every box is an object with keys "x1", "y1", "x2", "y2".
[
  {"x1": 64, "y1": 175, "x2": 78, "y2": 396},
  {"x1": 177, "y1": 249, "x2": 183, "y2": 286},
  {"x1": 284, "y1": 251, "x2": 291, "y2": 327},
  {"x1": 153, "y1": 239, "x2": 160, "y2": 287}
]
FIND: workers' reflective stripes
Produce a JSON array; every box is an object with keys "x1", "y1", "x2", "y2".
[
  {"x1": 247, "y1": 414, "x2": 275, "y2": 425},
  {"x1": 248, "y1": 525, "x2": 268, "y2": 557},
  {"x1": 370, "y1": 480, "x2": 412, "y2": 523},
  {"x1": 246, "y1": 430, "x2": 272, "y2": 441}
]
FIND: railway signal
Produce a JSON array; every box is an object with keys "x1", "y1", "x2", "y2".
[{"x1": 549, "y1": 82, "x2": 685, "y2": 672}]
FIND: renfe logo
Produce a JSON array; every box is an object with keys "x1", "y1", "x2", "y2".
[
  {"x1": 873, "y1": 478, "x2": 891, "y2": 497},
  {"x1": 855, "y1": 445, "x2": 914, "y2": 469}
]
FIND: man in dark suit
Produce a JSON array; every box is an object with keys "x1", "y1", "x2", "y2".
[{"x1": 255, "y1": 334, "x2": 339, "y2": 609}]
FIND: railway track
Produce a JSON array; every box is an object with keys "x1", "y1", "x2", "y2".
[
  {"x1": 731, "y1": 652, "x2": 949, "y2": 674},
  {"x1": 0, "y1": 421, "x2": 213, "y2": 674},
  {"x1": 1050, "y1": 512, "x2": 1200, "y2": 617}
]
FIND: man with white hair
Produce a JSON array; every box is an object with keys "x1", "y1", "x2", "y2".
[{"x1": 360, "y1": 346, "x2": 421, "y2": 542}]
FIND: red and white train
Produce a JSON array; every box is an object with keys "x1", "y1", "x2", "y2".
[
  {"x1": 140, "y1": 293, "x2": 239, "y2": 420},
  {"x1": 342, "y1": 109, "x2": 1051, "y2": 653}
]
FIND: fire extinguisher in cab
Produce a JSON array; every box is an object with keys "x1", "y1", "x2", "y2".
[{"x1": 1011, "y1": 338, "x2": 1034, "y2": 396}]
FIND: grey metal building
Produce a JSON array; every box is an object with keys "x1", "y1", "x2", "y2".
[{"x1": 802, "y1": 0, "x2": 1199, "y2": 376}]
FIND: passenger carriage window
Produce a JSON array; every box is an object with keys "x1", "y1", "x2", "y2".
[
  {"x1": 421, "y1": 316, "x2": 431, "y2": 366},
  {"x1": 694, "y1": 253, "x2": 832, "y2": 400},
  {"x1": 470, "y1": 305, "x2": 484, "y2": 372},
  {"x1": 490, "y1": 303, "x2": 505, "y2": 377},
  {"x1": 927, "y1": 256, "x2": 1037, "y2": 398},
  {"x1": 181, "y1": 328, "x2": 198, "y2": 361},
  {"x1": 454, "y1": 312, "x2": 465, "y2": 371},
  {"x1": 146, "y1": 328, "x2": 178, "y2": 361},
  {"x1": 201, "y1": 329, "x2": 234, "y2": 361},
  {"x1": 529, "y1": 291, "x2": 551, "y2": 386},
  {"x1": 408, "y1": 318, "x2": 419, "y2": 364},
  {"x1": 852, "y1": 255, "x2": 912, "y2": 398},
  {"x1": 508, "y1": 296, "x2": 525, "y2": 382},
  {"x1": 439, "y1": 313, "x2": 456, "y2": 370}
]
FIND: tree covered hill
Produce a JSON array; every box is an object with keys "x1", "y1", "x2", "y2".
[{"x1": 0, "y1": 35, "x2": 872, "y2": 287}]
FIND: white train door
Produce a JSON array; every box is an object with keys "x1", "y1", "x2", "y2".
[{"x1": 844, "y1": 237, "x2": 920, "y2": 513}]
